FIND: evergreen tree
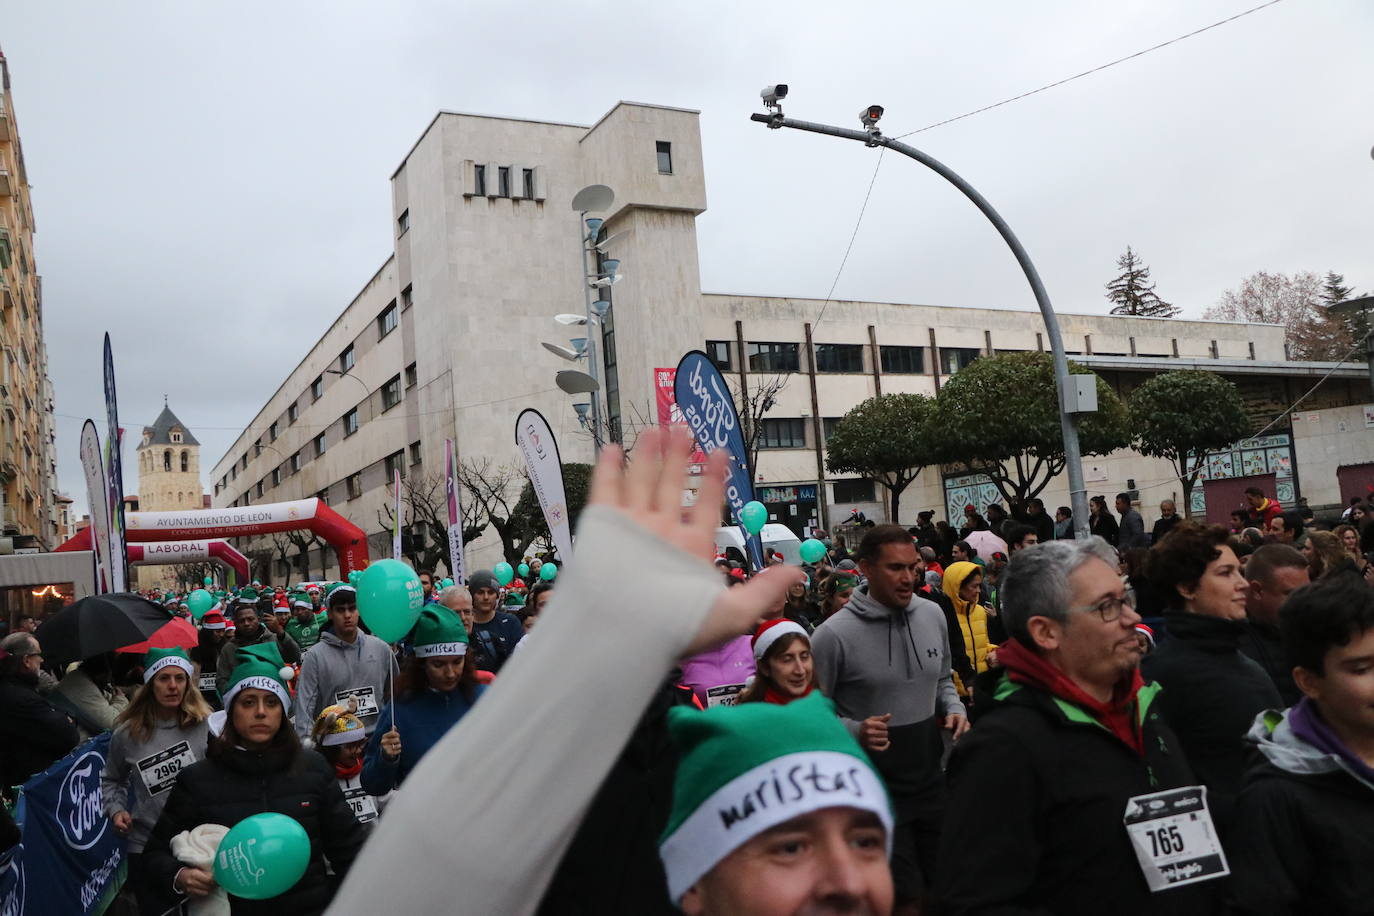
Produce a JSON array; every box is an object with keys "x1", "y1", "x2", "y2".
[
  {"x1": 1105, "y1": 246, "x2": 1179, "y2": 318},
  {"x1": 1321, "y1": 270, "x2": 1367, "y2": 354}
]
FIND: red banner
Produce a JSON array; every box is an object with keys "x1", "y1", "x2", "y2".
[{"x1": 655, "y1": 368, "x2": 706, "y2": 466}]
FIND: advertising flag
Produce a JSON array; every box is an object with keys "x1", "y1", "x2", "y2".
[
  {"x1": 514, "y1": 409, "x2": 574, "y2": 562},
  {"x1": 78, "y1": 421, "x2": 110, "y2": 594},
  {"x1": 392, "y1": 469, "x2": 403, "y2": 560},
  {"x1": 445, "y1": 439, "x2": 466, "y2": 585},
  {"x1": 102, "y1": 335, "x2": 127, "y2": 591}
]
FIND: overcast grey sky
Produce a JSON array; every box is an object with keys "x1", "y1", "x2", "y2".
[{"x1": 0, "y1": 0, "x2": 1369, "y2": 519}]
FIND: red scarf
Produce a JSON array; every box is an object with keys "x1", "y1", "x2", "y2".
[
  {"x1": 763, "y1": 683, "x2": 815, "y2": 705},
  {"x1": 997, "y1": 639, "x2": 1145, "y2": 756},
  {"x1": 334, "y1": 758, "x2": 363, "y2": 780}
]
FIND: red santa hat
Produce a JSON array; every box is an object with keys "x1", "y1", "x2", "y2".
[{"x1": 751, "y1": 618, "x2": 809, "y2": 662}]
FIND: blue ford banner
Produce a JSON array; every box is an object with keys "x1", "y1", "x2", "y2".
[
  {"x1": 673, "y1": 350, "x2": 764, "y2": 569},
  {"x1": 102, "y1": 334, "x2": 128, "y2": 592},
  {"x1": 1, "y1": 733, "x2": 126, "y2": 915}
]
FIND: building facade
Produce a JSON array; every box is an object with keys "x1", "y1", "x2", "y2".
[
  {"x1": 134, "y1": 404, "x2": 205, "y2": 589},
  {"x1": 0, "y1": 49, "x2": 58, "y2": 549},
  {"x1": 210, "y1": 102, "x2": 1374, "y2": 578}
]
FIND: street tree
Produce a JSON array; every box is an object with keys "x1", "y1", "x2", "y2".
[
  {"x1": 511, "y1": 463, "x2": 593, "y2": 561},
  {"x1": 379, "y1": 472, "x2": 490, "y2": 575},
  {"x1": 930, "y1": 352, "x2": 1132, "y2": 507},
  {"x1": 729, "y1": 373, "x2": 789, "y2": 476},
  {"x1": 825, "y1": 393, "x2": 938, "y2": 523},
  {"x1": 1105, "y1": 246, "x2": 1178, "y2": 317},
  {"x1": 456, "y1": 458, "x2": 529, "y2": 567},
  {"x1": 1129, "y1": 371, "x2": 1251, "y2": 518},
  {"x1": 1204, "y1": 270, "x2": 1345, "y2": 360}
]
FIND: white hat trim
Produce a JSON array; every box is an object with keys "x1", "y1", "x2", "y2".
[
  {"x1": 659, "y1": 749, "x2": 892, "y2": 903},
  {"x1": 222, "y1": 675, "x2": 292, "y2": 712},
  {"x1": 753, "y1": 620, "x2": 809, "y2": 662},
  {"x1": 143, "y1": 655, "x2": 195, "y2": 683},
  {"x1": 321, "y1": 724, "x2": 366, "y2": 746},
  {"x1": 201, "y1": 619, "x2": 227, "y2": 630},
  {"x1": 413, "y1": 641, "x2": 467, "y2": 658}
]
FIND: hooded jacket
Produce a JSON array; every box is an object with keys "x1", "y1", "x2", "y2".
[
  {"x1": 294, "y1": 630, "x2": 398, "y2": 742},
  {"x1": 942, "y1": 561, "x2": 994, "y2": 695},
  {"x1": 360, "y1": 684, "x2": 485, "y2": 794},
  {"x1": 1229, "y1": 704, "x2": 1374, "y2": 915},
  {"x1": 216, "y1": 625, "x2": 301, "y2": 696}
]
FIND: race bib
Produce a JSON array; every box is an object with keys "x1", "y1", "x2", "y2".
[
  {"x1": 198, "y1": 674, "x2": 217, "y2": 693},
  {"x1": 336, "y1": 686, "x2": 378, "y2": 718},
  {"x1": 1123, "y1": 785, "x2": 1230, "y2": 891},
  {"x1": 136, "y1": 741, "x2": 196, "y2": 797},
  {"x1": 706, "y1": 684, "x2": 745, "y2": 708},
  {"x1": 343, "y1": 787, "x2": 379, "y2": 824}
]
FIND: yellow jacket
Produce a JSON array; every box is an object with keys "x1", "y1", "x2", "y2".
[{"x1": 943, "y1": 561, "x2": 996, "y2": 696}]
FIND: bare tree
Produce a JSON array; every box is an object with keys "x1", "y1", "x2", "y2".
[
  {"x1": 267, "y1": 532, "x2": 296, "y2": 585},
  {"x1": 1205, "y1": 270, "x2": 1348, "y2": 361},
  {"x1": 455, "y1": 459, "x2": 530, "y2": 567},
  {"x1": 286, "y1": 529, "x2": 327, "y2": 580},
  {"x1": 729, "y1": 374, "x2": 789, "y2": 481},
  {"x1": 174, "y1": 561, "x2": 217, "y2": 592},
  {"x1": 377, "y1": 473, "x2": 487, "y2": 576}
]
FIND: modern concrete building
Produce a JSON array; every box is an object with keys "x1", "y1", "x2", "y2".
[
  {"x1": 211, "y1": 101, "x2": 1373, "y2": 579},
  {"x1": 0, "y1": 48, "x2": 58, "y2": 550}
]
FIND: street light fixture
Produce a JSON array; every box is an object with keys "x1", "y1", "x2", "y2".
[
  {"x1": 751, "y1": 87, "x2": 1095, "y2": 538},
  {"x1": 565, "y1": 184, "x2": 618, "y2": 454},
  {"x1": 541, "y1": 341, "x2": 584, "y2": 362}
]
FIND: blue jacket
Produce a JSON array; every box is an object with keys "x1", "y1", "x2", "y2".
[{"x1": 361, "y1": 684, "x2": 485, "y2": 795}]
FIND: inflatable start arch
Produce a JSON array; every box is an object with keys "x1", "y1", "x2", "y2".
[
  {"x1": 57, "y1": 498, "x2": 370, "y2": 576},
  {"x1": 126, "y1": 540, "x2": 251, "y2": 584}
]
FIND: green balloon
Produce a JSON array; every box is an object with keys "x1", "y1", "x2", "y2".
[
  {"x1": 440, "y1": 577, "x2": 454, "y2": 589},
  {"x1": 539, "y1": 563, "x2": 557, "y2": 582},
  {"x1": 356, "y1": 560, "x2": 424, "y2": 643},
  {"x1": 494, "y1": 562, "x2": 515, "y2": 586},
  {"x1": 517, "y1": 563, "x2": 530, "y2": 579},
  {"x1": 739, "y1": 501, "x2": 768, "y2": 536},
  {"x1": 348, "y1": 570, "x2": 362, "y2": 585},
  {"x1": 203, "y1": 576, "x2": 213, "y2": 586},
  {"x1": 187, "y1": 589, "x2": 215, "y2": 621},
  {"x1": 799, "y1": 538, "x2": 826, "y2": 565},
  {"x1": 214, "y1": 812, "x2": 309, "y2": 900}
]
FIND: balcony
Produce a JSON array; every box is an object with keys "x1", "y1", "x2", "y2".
[
  {"x1": 0, "y1": 227, "x2": 10, "y2": 270},
  {"x1": 2, "y1": 504, "x2": 18, "y2": 535},
  {"x1": 0, "y1": 170, "x2": 10, "y2": 199},
  {"x1": 0, "y1": 96, "x2": 8, "y2": 141}
]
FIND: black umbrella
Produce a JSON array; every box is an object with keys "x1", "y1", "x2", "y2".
[{"x1": 35, "y1": 593, "x2": 175, "y2": 666}]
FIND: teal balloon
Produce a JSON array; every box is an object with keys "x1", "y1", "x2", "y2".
[
  {"x1": 187, "y1": 589, "x2": 215, "y2": 621},
  {"x1": 539, "y1": 563, "x2": 557, "y2": 582},
  {"x1": 203, "y1": 576, "x2": 213, "y2": 586},
  {"x1": 440, "y1": 578, "x2": 454, "y2": 589},
  {"x1": 214, "y1": 812, "x2": 309, "y2": 900},
  {"x1": 494, "y1": 562, "x2": 515, "y2": 586},
  {"x1": 739, "y1": 501, "x2": 768, "y2": 536},
  {"x1": 517, "y1": 563, "x2": 530, "y2": 579},
  {"x1": 799, "y1": 538, "x2": 827, "y2": 564},
  {"x1": 356, "y1": 559, "x2": 424, "y2": 643}
]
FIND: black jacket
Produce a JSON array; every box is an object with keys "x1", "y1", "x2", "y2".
[
  {"x1": 1142, "y1": 612, "x2": 1283, "y2": 830},
  {"x1": 0, "y1": 675, "x2": 79, "y2": 789},
  {"x1": 1151, "y1": 514, "x2": 1182, "y2": 544},
  {"x1": 469, "y1": 611, "x2": 525, "y2": 672},
  {"x1": 1090, "y1": 511, "x2": 1119, "y2": 546},
  {"x1": 919, "y1": 585, "x2": 975, "y2": 687},
  {"x1": 934, "y1": 672, "x2": 1217, "y2": 916},
  {"x1": 145, "y1": 742, "x2": 366, "y2": 914},
  {"x1": 1237, "y1": 620, "x2": 1299, "y2": 706}
]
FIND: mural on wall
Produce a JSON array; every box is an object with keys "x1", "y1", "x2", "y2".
[
  {"x1": 943, "y1": 472, "x2": 1002, "y2": 524},
  {"x1": 1190, "y1": 433, "x2": 1296, "y2": 515}
]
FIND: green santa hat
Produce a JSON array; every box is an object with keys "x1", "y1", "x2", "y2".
[
  {"x1": 236, "y1": 587, "x2": 260, "y2": 606},
  {"x1": 657, "y1": 691, "x2": 892, "y2": 902},
  {"x1": 143, "y1": 647, "x2": 195, "y2": 683},
  {"x1": 289, "y1": 591, "x2": 313, "y2": 611},
  {"x1": 221, "y1": 642, "x2": 294, "y2": 711},
  {"x1": 411, "y1": 606, "x2": 469, "y2": 658}
]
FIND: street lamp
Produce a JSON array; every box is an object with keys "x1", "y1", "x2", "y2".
[
  {"x1": 326, "y1": 368, "x2": 371, "y2": 401},
  {"x1": 750, "y1": 89, "x2": 1095, "y2": 538},
  {"x1": 562, "y1": 183, "x2": 620, "y2": 453},
  {"x1": 1328, "y1": 295, "x2": 1374, "y2": 401}
]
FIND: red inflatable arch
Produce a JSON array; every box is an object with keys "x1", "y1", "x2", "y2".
[
  {"x1": 56, "y1": 498, "x2": 369, "y2": 575},
  {"x1": 125, "y1": 540, "x2": 251, "y2": 584}
]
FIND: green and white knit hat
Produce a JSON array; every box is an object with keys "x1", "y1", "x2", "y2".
[
  {"x1": 411, "y1": 606, "x2": 469, "y2": 658},
  {"x1": 235, "y1": 587, "x2": 260, "y2": 606},
  {"x1": 658, "y1": 691, "x2": 892, "y2": 902},
  {"x1": 143, "y1": 647, "x2": 195, "y2": 683},
  {"x1": 289, "y1": 591, "x2": 313, "y2": 611},
  {"x1": 221, "y1": 642, "x2": 294, "y2": 711}
]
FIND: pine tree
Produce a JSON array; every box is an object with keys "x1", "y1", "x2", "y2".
[
  {"x1": 1105, "y1": 246, "x2": 1179, "y2": 318},
  {"x1": 1320, "y1": 270, "x2": 1367, "y2": 355}
]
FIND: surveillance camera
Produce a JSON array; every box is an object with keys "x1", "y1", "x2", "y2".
[
  {"x1": 761, "y1": 84, "x2": 789, "y2": 107},
  {"x1": 860, "y1": 105, "x2": 884, "y2": 130}
]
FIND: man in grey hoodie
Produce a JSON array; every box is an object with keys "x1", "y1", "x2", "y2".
[
  {"x1": 294, "y1": 585, "x2": 398, "y2": 742},
  {"x1": 811, "y1": 523, "x2": 967, "y2": 913}
]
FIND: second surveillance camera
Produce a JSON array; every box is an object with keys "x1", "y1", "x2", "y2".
[
  {"x1": 761, "y1": 84, "x2": 789, "y2": 107},
  {"x1": 860, "y1": 105, "x2": 884, "y2": 129}
]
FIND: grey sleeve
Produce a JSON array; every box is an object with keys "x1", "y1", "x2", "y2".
[
  {"x1": 810, "y1": 626, "x2": 861, "y2": 738},
  {"x1": 294, "y1": 654, "x2": 321, "y2": 741},
  {"x1": 100, "y1": 727, "x2": 132, "y2": 817},
  {"x1": 328, "y1": 506, "x2": 724, "y2": 916}
]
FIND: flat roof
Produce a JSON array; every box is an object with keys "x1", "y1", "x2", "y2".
[{"x1": 1074, "y1": 354, "x2": 1370, "y2": 378}]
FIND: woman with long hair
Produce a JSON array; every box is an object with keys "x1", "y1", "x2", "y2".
[
  {"x1": 143, "y1": 642, "x2": 366, "y2": 913},
  {"x1": 1334, "y1": 523, "x2": 1370, "y2": 576},
  {"x1": 1303, "y1": 529, "x2": 1352, "y2": 580},
  {"x1": 818, "y1": 570, "x2": 858, "y2": 620},
  {"x1": 101, "y1": 649, "x2": 212, "y2": 915},
  {"x1": 738, "y1": 619, "x2": 814, "y2": 705},
  {"x1": 1089, "y1": 495, "x2": 1119, "y2": 546},
  {"x1": 942, "y1": 562, "x2": 997, "y2": 697},
  {"x1": 782, "y1": 578, "x2": 820, "y2": 633},
  {"x1": 362, "y1": 606, "x2": 484, "y2": 795}
]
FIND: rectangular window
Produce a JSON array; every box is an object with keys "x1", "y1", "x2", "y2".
[
  {"x1": 397, "y1": 209, "x2": 409, "y2": 234},
  {"x1": 473, "y1": 164, "x2": 486, "y2": 196},
  {"x1": 289, "y1": 452, "x2": 300, "y2": 474},
  {"x1": 822, "y1": 417, "x2": 842, "y2": 442},
  {"x1": 316, "y1": 488, "x2": 330, "y2": 506},
  {"x1": 705, "y1": 340, "x2": 732, "y2": 371},
  {"x1": 409, "y1": 441, "x2": 422, "y2": 466},
  {"x1": 939, "y1": 347, "x2": 981, "y2": 375},
  {"x1": 269, "y1": 421, "x2": 278, "y2": 442},
  {"x1": 230, "y1": 466, "x2": 237, "y2": 481},
  {"x1": 656, "y1": 141, "x2": 673, "y2": 175},
  {"x1": 311, "y1": 376, "x2": 323, "y2": 401},
  {"x1": 832, "y1": 478, "x2": 876, "y2": 503},
  {"x1": 815, "y1": 343, "x2": 864, "y2": 373},
  {"x1": 880, "y1": 345, "x2": 925, "y2": 374},
  {"x1": 270, "y1": 468, "x2": 280, "y2": 487},
  {"x1": 405, "y1": 363, "x2": 417, "y2": 388},
  {"x1": 381, "y1": 375, "x2": 402, "y2": 411},
  {"x1": 759, "y1": 418, "x2": 806, "y2": 449},
  {"x1": 378, "y1": 302, "x2": 398, "y2": 339},
  {"x1": 498, "y1": 167, "x2": 511, "y2": 198},
  {"x1": 255, "y1": 480, "x2": 263, "y2": 498},
  {"x1": 287, "y1": 402, "x2": 298, "y2": 424},
  {"x1": 347, "y1": 473, "x2": 362, "y2": 500},
  {"x1": 747, "y1": 342, "x2": 800, "y2": 373},
  {"x1": 522, "y1": 168, "x2": 534, "y2": 199},
  {"x1": 401, "y1": 285, "x2": 413, "y2": 310},
  {"x1": 343, "y1": 408, "x2": 359, "y2": 437},
  {"x1": 384, "y1": 450, "x2": 406, "y2": 480},
  {"x1": 313, "y1": 432, "x2": 326, "y2": 458},
  {"x1": 339, "y1": 345, "x2": 355, "y2": 373},
  {"x1": 242, "y1": 452, "x2": 250, "y2": 468}
]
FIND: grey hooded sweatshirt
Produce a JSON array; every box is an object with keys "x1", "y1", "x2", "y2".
[{"x1": 294, "y1": 629, "x2": 398, "y2": 741}]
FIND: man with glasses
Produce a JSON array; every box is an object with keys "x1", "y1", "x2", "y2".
[
  {"x1": 935, "y1": 539, "x2": 1217, "y2": 915},
  {"x1": 0, "y1": 632, "x2": 78, "y2": 791}
]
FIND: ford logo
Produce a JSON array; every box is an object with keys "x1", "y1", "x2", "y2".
[{"x1": 57, "y1": 751, "x2": 108, "y2": 850}]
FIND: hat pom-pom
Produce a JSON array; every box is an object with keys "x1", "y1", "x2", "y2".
[{"x1": 280, "y1": 665, "x2": 295, "y2": 682}]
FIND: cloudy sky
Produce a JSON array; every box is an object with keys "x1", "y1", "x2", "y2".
[{"x1": 0, "y1": 0, "x2": 1369, "y2": 517}]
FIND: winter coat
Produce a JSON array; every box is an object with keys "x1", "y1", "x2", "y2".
[
  {"x1": 1237, "y1": 620, "x2": 1299, "y2": 706},
  {"x1": 48, "y1": 668, "x2": 129, "y2": 738},
  {"x1": 360, "y1": 685, "x2": 485, "y2": 794},
  {"x1": 215, "y1": 626, "x2": 301, "y2": 696},
  {"x1": 293, "y1": 630, "x2": 397, "y2": 741},
  {"x1": 1118, "y1": 507, "x2": 1150, "y2": 550},
  {"x1": 1151, "y1": 513, "x2": 1182, "y2": 544},
  {"x1": 942, "y1": 562, "x2": 994, "y2": 696},
  {"x1": 0, "y1": 675, "x2": 79, "y2": 787},
  {"x1": 934, "y1": 672, "x2": 1217, "y2": 916},
  {"x1": 1229, "y1": 705, "x2": 1374, "y2": 915},
  {"x1": 917, "y1": 585, "x2": 975, "y2": 687},
  {"x1": 679, "y1": 635, "x2": 754, "y2": 708},
  {"x1": 144, "y1": 742, "x2": 366, "y2": 915},
  {"x1": 101, "y1": 716, "x2": 211, "y2": 853},
  {"x1": 334, "y1": 769, "x2": 385, "y2": 831},
  {"x1": 468, "y1": 611, "x2": 524, "y2": 673},
  {"x1": 1142, "y1": 612, "x2": 1283, "y2": 830},
  {"x1": 1090, "y1": 510, "x2": 1120, "y2": 546}
]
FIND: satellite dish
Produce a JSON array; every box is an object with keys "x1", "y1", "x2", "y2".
[
  {"x1": 595, "y1": 229, "x2": 631, "y2": 251},
  {"x1": 570, "y1": 184, "x2": 614, "y2": 213},
  {"x1": 554, "y1": 313, "x2": 588, "y2": 326},
  {"x1": 542, "y1": 341, "x2": 581, "y2": 362},
  {"x1": 556, "y1": 370, "x2": 601, "y2": 394}
]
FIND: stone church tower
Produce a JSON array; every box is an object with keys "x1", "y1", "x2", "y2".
[{"x1": 135, "y1": 402, "x2": 203, "y2": 590}]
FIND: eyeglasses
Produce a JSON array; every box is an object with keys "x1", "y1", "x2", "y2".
[{"x1": 1069, "y1": 591, "x2": 1137, "y2": 623}]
